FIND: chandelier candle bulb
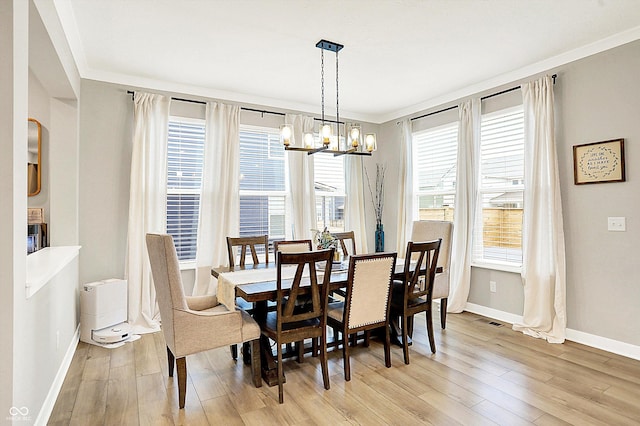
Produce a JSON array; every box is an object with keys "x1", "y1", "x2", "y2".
[
  {"x1": 349, "y1": 124, "x2": 361, "y2": 148},
  {"x1": 304, "y1": 132, "x2": 314, "y2": 148},
  {"x1": 280, "y1": 124, "x2": 293, "y2": 146},
  {"x1": 365, "y1": 133, "x2": 377, "y2": 152},
  {"x1": 321, "y1": 123, "x2": 332, "y2": 145}
]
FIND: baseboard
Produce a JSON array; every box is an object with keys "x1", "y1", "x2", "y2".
[
  {"x1": 464, "y1": 302, "x2": 523, "y2": 326},
  {"x1": 463, "y1": 303, "x2": 640, "y2": 361},
  {"x1": 565, "y1": 328, "x2": 640, "y2": 361},
  {"x1": 35, "y1": 324, "x2": 80, "y2": 426}
]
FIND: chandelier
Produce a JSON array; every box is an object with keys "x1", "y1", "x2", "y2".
[{"x1": 280, "y1": 40, "x2": 376, "y2": 156}]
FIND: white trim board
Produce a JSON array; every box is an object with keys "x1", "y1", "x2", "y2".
[
  {"x1": 35, "y1": 325, "x2": 80, "y2": 426},
  {"x1": 464, "y1": 303, "x2": 640, "y2": 361}
]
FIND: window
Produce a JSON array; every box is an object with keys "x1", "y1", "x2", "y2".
[
  {"x1": 239, "y1": 126, "x2": 287, "y2": 245},
  {"x1": 167, "y1": 118, "x2": 205, "y2": 261},
  {"x1": 314, "y1": 151, "x2": 345, "y2": 233},
  {"x1": 473, "y1": 106, "x2": 524, "y2": 266},
  {"x1": 412, "y1": 122, "x2": 459, "y2": 222}
]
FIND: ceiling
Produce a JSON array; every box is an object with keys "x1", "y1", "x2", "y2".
[{"x1": 53, "y1": 0, "x2": 640, "y2": 123}]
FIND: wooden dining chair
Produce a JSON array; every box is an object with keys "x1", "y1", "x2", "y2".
[
  {"x1": 331, "y1": 231, "x2": 357, "y2": 257},
  {"x1": 273, "y1": 239, "x2": 312, "y2": 253},
  {"x1": 226, "y1": 235, "x2": 269, "y2": 267},
  {"x1": 327, "y1": 252, "x2": 397, "y2": 381},
  {"x1": 259, "y1": 248, "x2": 334, "y2": 403},
  {"x1": 390, "y1": 239, "x2": 441, "y2": 364},
  {"x1": 226, "y1": 235, "x2": 269, "y2": 360}
]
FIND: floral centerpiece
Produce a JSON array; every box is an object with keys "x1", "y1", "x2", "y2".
[
  {"x1": 313, "y1": 227, "x2": 337, "y2": 250},
  {"x1": 313, "y1": 227, "x2": 341, "y2": 262}
]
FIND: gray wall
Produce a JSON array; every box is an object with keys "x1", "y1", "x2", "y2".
[{"x1": 379, "y1": 40, "x2": 640, "y2": 346}]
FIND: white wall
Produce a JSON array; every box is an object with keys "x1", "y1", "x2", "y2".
[
  {"x1": 378, "y1": 39, "x2": 640, "y2": 348},
  {"x1": 0, "y1": 0, "x2": 28, "y2": 419},
  {"x1": 0, "y1": 1, "x2": 81, "y2": 421}
]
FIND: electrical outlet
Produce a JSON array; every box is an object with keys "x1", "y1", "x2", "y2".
[
  {"x1": 608, "y1": 217, "x2": 626, "y2": 231},
  {"x1": 489, "y1": 281, "x2": 497, "y2": 293}
]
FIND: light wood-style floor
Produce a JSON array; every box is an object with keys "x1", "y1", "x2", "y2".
[{"x1": 48, "y1": 311, "x2": 640, "y2": 425}]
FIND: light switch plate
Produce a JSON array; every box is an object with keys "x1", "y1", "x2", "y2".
[{"x1": 608, "y1": 217, "x2": 626, "y2": 231}]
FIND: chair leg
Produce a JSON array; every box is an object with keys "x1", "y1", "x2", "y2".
[
  {"x1": 312, "y1": 337, "x2": 318, "y2": 357},
  {"x1": 426, "y1": 309, "x2": 436, "y2": 354},
  {"x1": 250, "y1": 339, "x2": 262, "y2": 388},
  {"x1": 297, "y1": 340, "x2": 304, "y2": 363},
  {"x1": 401, "y1": 315, "x2": 410, "y2": 365},
  {"x1": 364, "y1": 330, "x2": 371, "y2": 347},
  {"x1": 167, "y1": 346, "x2": 175, "y2": 377},
  {"x1": 440, "y1": 298, "x2": 448, "y2": 329},
  {"x1": 176, "y1": 357, "x2": 187, "y2": 409},
  {"x1": 320, "y1": 331, "x2": 330, "y2": 389},
  {"x1": 383, "y1": 325, "x2": 391, "y2": 368},
  {"x1": 230, "y1": 344, "x2": 238, "y2": 360},
  {"x1": 277, "y1": 340, "x2": 284, "y2": 404},
  {"x1": 407, "y1": 314, "x2": 414, "y2": 338},
  {"x1": 343, "y1": 327, "x2": 351, "y2": 381}
]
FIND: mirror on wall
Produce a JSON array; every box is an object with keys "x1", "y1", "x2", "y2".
[{"x1": 28, "y1": 118, "x2": 41, "y2": 197}]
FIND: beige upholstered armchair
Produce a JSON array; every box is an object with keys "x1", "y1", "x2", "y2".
[
  {"x1": 145, "y1": 233, "x2": 261, "y2": 409},
  {"x1": 410, "y1": 220, "x2": 453, "y2": 328}
]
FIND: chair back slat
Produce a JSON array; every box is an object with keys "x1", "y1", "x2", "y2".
[
  {"x1": 276, "y1": 249, "x2": 333, "y2": 327},
  {"x1": 332, "y1": 231, "x2": 356, "y2": 256},
  {"x1": 402, "y1": 239, "x2": 441, "y2": 305},
  {"x1": 227, "y1": 235, "x2": 268, "y2": 267}
]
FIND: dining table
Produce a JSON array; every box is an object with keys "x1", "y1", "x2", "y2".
[{"x1": 211, "y1": 259, "x2": 441, "y2": 386}]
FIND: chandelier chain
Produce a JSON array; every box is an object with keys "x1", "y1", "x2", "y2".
[
  {"x1": 336, "y1": 50, "x2": 340, "y2": 141},
  {"x1": 321, "y1": 48, "x2": 325, "y2": 124}
]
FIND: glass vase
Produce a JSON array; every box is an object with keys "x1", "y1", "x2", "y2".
[{"x1": 375, "y1": 223, "x2": 384, "y2": 252}]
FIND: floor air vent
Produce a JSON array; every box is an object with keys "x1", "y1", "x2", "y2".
[{"x1": 488, "y1": 321, "x2": 503, "y2": 327}]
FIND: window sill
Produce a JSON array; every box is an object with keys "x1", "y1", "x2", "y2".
[
  {"x1": 471, "y1": 261, "x2": 521, "y2": 274},
  {"x1": 179, "y1": 260, "x2": 196, "y2": 271}
]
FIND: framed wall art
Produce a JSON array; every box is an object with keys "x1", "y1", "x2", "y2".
[{"x1": 573, "y1": 138, "x2": 625, "y2": 185}]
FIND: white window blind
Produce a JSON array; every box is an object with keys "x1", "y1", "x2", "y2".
[
  {"x1": 314, "y1": 150, "x2": 345, "y2": 233},
  {"x1": 239, "y1": 126, "x2": 287, "y2": 247},
  {"x1": 473, "y1": 106, "x2": 524, "y2": 266},
  {"x1": 412, "y1": 122, "x2": 459, "y2": 222},
  {"x1": 167, "y1": 118, "x2": 205, "y2": 261}
]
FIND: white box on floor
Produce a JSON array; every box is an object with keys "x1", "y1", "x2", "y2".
[{"x1": 80, "y1": 278, "x2": 131, "y2": 346}]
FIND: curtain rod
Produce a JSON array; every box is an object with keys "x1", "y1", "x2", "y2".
[
  {"x1": 126, "y1": 91, "x2": 285, "y2": 117},
  {"x1": 410, "y1": 74, "x2": 557, "y2": 122},
  {"x1": 126, "y1": 90, "x2": 345, "y2": 124}
]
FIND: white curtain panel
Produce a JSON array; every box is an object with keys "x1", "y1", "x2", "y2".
[
  {"x1": 125, "y1": 92, "x2": 170, "y2": 334},
  {"x1": 513, "y1": 76, "x2": 567, "y2": 343},
  {"x1": 193, "y1": 102, "x2": 241, "y2": 296},
  {"x1": 345, "y1": 155, "x2": 369, "y2": 254},
  {"x1": 448, "y1": 98, "x2": 481, "y2": 313},
  {"x1": 286, "y1": 114, "x2": 316, "y2": 239},
  {"x1": 395, "y1": 119, "x2": 414, "y2": 254}
]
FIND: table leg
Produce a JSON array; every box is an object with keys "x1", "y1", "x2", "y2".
[
  {"x1": 390, "y1": 313, "x2": 412, "y2": 347},
  {"x1": 252, "y1": 300, "x2": 284, "y2": 387}
]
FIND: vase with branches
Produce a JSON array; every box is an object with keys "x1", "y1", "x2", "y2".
[{"x1": 366, "y1": 163, "x2": 386, "y2": 252}]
